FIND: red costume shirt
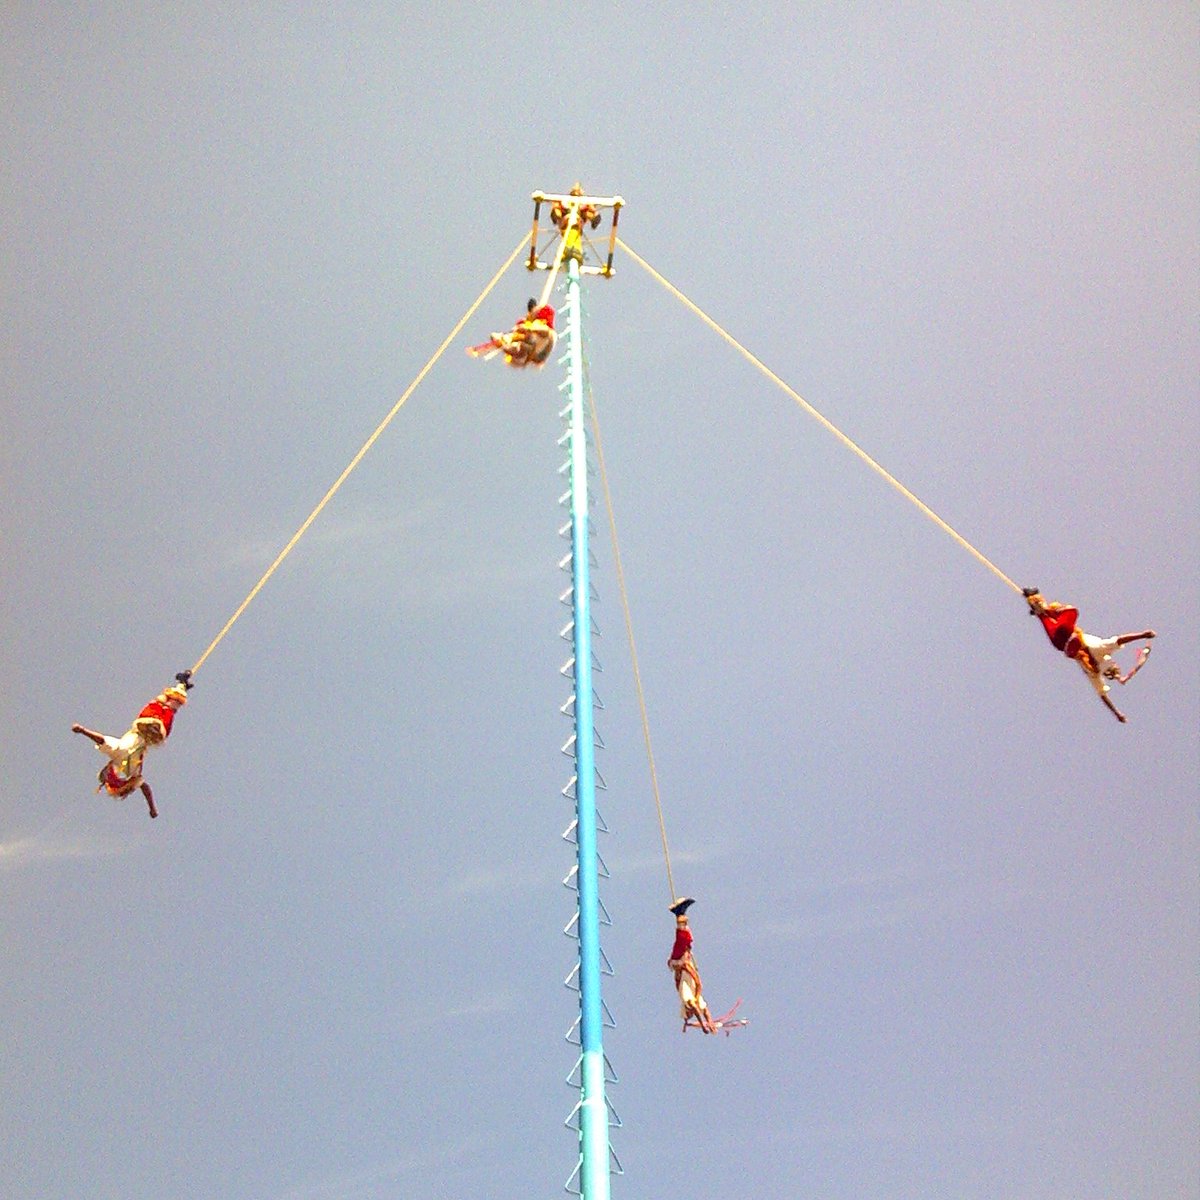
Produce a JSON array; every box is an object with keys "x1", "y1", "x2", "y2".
[
  {"x1": 670, "y1": 925, "x2": 693, "y2": 961},
  {"x1": 1036, "y1": 606, "x2": 1080, "y2": 653},
  {"x1": 136, "y1": 699, "x2": 177, "y2": 741}
]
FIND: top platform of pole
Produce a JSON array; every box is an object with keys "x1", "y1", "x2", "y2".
[{"x1": 528, "y1": 186, "x2": 625, "y2": 278}]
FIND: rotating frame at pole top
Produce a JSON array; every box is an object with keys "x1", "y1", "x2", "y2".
[{"x1": 528, "y1": 187, "x2": 625, "y2": 277}]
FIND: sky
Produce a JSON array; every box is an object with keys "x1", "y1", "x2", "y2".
[{"x1": 2, "y1": 5, "x2": 1197, "y2": 1199}]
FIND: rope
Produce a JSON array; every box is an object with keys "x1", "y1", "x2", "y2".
[
  {"x1": 616, "y1": 237, "x2": 1022, "y2": 597},
  {"x1": 537, "y1": 214, "x2": 572, "y2": 309},
  {"x1": 582, "y1": 346, "x2": 678, "y2": 904},
  {"x1": 189, "y1": 235, "x2": 528, "y2": 677}
]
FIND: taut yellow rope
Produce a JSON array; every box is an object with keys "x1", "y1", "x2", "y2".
[
  {"x1": 190, "y1": 236, "x2": 528, "y2": 676},
  {"x1": 616, "y1": 237, "x2": 1021, "y2": 596},
  {"x1": 537, "y1": 216, "x2": 571, "y2": 309},
  {"x1": 584, "y1": 360, "x2": 678, "y2": 903}
]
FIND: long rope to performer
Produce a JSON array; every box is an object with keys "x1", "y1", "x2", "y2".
[
  {"x1": 614, "y1": 238, "x2": 1157, "y2": 721},
  {"x1": 467, "y1": 216, "x2": 571, "y2": 368},
  {"x1": 584, "y1": 361, "x2": 676, "y2": 905},
  {"x1": 73, "y1": 237, "x2": 529, "y2": 820},
  {"x1": 189, "y1": 235, "x2": 528, "y2": 679},
  {"x1": 616, "y1": 237, "x2": 1021, "y2": 595},
  {"x1": 584, "y1": 349, "x2": 745, "y2": 1035}
]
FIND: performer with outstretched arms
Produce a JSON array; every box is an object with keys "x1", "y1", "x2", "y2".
[
  {"x1": 72, "y1": 672, "x2": 194, "y2": 818},
  {"x1": 1023, "y1": 588, "x2": 1155, "y2": 723},
  {"x1": 467, "y1": 298, "x2": 556, "y2": 368}
]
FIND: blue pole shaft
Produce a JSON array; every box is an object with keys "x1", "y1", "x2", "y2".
[{"x1": 567, "y1": 255, "x2": 610, "y2": 1200}]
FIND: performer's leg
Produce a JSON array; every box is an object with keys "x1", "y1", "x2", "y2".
[
  {"x1": 1116, "y1": 630, "x2": 1155, "y2": 646},
  {"x1": 1116, "y1": 643, "x2": 1152, "y2": 684}
]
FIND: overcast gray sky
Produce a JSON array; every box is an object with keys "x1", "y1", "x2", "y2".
[{"x1": 2, "y1": 5, "x2": 1197, "y2": 1199}]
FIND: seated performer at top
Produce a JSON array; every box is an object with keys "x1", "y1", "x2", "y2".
[
  {"x1": 1023, "y1": 588, "x2": 1155, "y2": 723},
  {"x1": 72, "y1": 672, "x2": 194, "y2": 818},
  {"x1": 467, "y1": 299, "x2": 556, "y2": 368},
  {"x1": 551, "y1": 183, "x2": 602, "y2": 230},
  {"x1": 668, "y1": 897, "x2": 718, "y2": 1034},
  {"x1": 550, "y1": 183, "x2": 602, "y2": 264}
]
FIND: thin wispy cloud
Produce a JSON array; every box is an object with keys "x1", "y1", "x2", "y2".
[
  {"x1": 783, "y1": 1109, "x2": 1021, "y2": 1148},
  {"x1": 0, "y1": 814, "x2": 133, "y2": 868},
  {"x1": 610, "y1": 846, "x2": 712, "y2": 878},
  {"x1": 272, "y1": 1135, "x2": 479, "y2": 1200},
  {"x1": 218, "y1": 501, "x2": 439, "y2": 572},
  {"x1": 213, "y1": 498, "x2": 544, "y2": 612},
  {"x1": 758, "y1": 863, "x2": 1036, "y2": 943},
  {"x1": 449, "y1": 861, "x2": 553, "y2": 899},
  {"x1": 406, "y1": 994, "x2": 517, "y2": 1031},
  {"x1": 447, "y1": 847, "x2": 712, "y2": 902}
]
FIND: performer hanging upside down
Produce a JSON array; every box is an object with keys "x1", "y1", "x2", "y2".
[
  {"x1": 1023, "y1": 588, "x2": 1155, "y2": 723},
  {"x1": 72, "y1": 671, "x2": 194, "y2": 818},
  {"x1": 467, "y1": 299, "x2": 556, "y2": 368},
  {"x1": 668, "y1": 897, "x2": 718, "y2": 1034}
]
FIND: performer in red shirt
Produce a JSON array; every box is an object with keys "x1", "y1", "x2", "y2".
[
  {"x1": 467, "y1": 299, "x2": 557, "y2": 368},
  {"x1": 1023, "y1": 588, "x2": 1155, "y2": 723},
  {"x1": 72, "y1": 672, "x2": 193, "y2": 818},
  {"x1": 668, "y1": 897, "x2": 718, "y2": 1034}
]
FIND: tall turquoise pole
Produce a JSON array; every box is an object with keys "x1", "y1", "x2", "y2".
[{"x1": 559, "y1": 250, "x2": 617, "y2": 1197}]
